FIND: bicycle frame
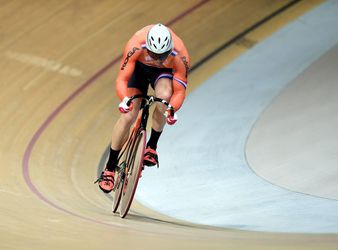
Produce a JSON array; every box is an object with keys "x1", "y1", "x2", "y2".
[
  {"x1": 117, "y1": 94, "x2": 174, "y2": 163},
  {"x1": 129, "y1": 94, "x2": 174, "y2": 129},
  {"x1": 112, "y1": 95, "x2": 174, "y2": 217}
]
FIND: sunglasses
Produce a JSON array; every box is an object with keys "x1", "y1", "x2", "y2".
[{"x1": 147, "y1": 49, "x2": 172, "y2": 61}]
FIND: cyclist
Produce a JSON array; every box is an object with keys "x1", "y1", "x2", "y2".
[{"x1": 97, "y1": 23, "x2": 190, "y2": 193}]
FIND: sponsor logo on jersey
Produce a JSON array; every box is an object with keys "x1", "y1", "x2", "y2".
[{"x1": 121, "y1": 47, "x2": 140, "y2": 70}]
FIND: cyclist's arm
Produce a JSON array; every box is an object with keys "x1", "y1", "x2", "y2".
[
  {"x1": 116, "y1": 39, "x2": 141, "y2": 101},
  {"x1": 170, "y1": 54, "x2": 190, "y2": 111}
]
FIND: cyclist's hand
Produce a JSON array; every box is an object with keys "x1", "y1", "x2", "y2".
[
  {"x1": 164, "y1": 109, "x2": 177, "y2": 125},
  {"x1": 118, "y1": 97, "x2": 133, "y2": 113}
]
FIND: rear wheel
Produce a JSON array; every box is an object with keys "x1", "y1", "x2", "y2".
[{"x1": 119, "y1": 130, "x2": 146, "y2": 218}]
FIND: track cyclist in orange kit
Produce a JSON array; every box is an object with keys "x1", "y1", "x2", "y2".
[{"x1": 96, "y1": 24, "x2": 190, "y2": 193}]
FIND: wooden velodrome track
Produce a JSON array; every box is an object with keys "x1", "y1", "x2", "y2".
[{"x1": 1, "y1": 0, "x2": 336, "y2": 249}]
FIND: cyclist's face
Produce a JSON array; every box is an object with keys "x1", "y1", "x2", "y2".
[{"x1": 147, "y1": 50, "x2": 171, "y2": 61}]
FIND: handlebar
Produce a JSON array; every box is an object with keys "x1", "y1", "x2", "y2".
[{"x1": 127, "y1": 94, "x2": 175, "y2": 117}]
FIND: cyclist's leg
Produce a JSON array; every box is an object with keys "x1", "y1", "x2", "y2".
[
  {"x1": 110, "y1": 88, "x2": 142, "y2": 151},
  {"x1": 98, "y1": 62, "x2": 148, "y2": 192},
  {"x1": 105, "y1": 88, "x2": 142, "y2": 173},
  {"x1": 143, "y1": 77, "x2": 173, "y2": 166},
  {"x1": 144, "y1": 77, "x2": 173, "y2": 166},
  {"x1": 152, "y1": 77, "x2": 173, "y2": 132},
  {"x1": 97, "y1": 88, "x2": 141, "y2": 193}
]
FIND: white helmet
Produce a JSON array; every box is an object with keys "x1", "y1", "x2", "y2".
[{"x1": 146, "y1": 24, "x2": 173, "y2": 54}]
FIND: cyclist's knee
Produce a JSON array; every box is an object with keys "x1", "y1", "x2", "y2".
[
  {"x1": 155, "y1": 78, "x2": 172, "y2": 101},
  {"x1": 156, "y1": 89, "x2": 172, "y2": 102}
]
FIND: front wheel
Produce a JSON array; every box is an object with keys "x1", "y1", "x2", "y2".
[
  {"x1": 119, "y1": 130, "x2": 146, "y2": 218},
  {"x1": 111, "y1": 128, "x2": 136, "y2": 214},
  {"x1": 112, "y1": 165, "x2": 125, "y2": 213}
]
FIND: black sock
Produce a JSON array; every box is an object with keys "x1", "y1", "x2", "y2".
[
  {"x1": 147, "y1": 128, "x2": 162, "y2": 150},
  {"x1": 106, "y1": 148, "x2": 120, "y2": 171}
]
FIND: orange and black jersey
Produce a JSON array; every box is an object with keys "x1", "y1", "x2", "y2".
[{"x1": 116, "y1": 25, "x2": 190, "y2": 111}]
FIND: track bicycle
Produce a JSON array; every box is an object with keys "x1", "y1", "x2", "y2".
[{"x1": 111, "y1": 94, "x2": 175, "y2": 218}]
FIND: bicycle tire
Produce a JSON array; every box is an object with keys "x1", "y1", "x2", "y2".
[
  {"x1": 112, "y1": 168, "x2": 124, "y2": 213},
  {"x1": 112, "y1": 129, "x2": 136, "y2": 214},
  {"x1": 119, "y1": 130, "x2": 146, "y2": 218}
]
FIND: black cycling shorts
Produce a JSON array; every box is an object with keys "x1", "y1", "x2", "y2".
[{"x1": 128, "y1": 61, "x2": 173, "y2": 94}]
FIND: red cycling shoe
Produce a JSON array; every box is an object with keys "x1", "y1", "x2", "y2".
[
  {"x1": 143, "y1": 146, "x2": 159, "y2": 167},
  {"x1": 95, "y1": 169, "x2": 115, "y2": 193}
]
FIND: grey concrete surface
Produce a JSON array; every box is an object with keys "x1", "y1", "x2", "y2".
[
  {"x1": 136, "y1": 0, "x2": 338, "y2": 233},
  {"x1": 246, "y1": 44, "x2": 338, "y2": 201}
]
